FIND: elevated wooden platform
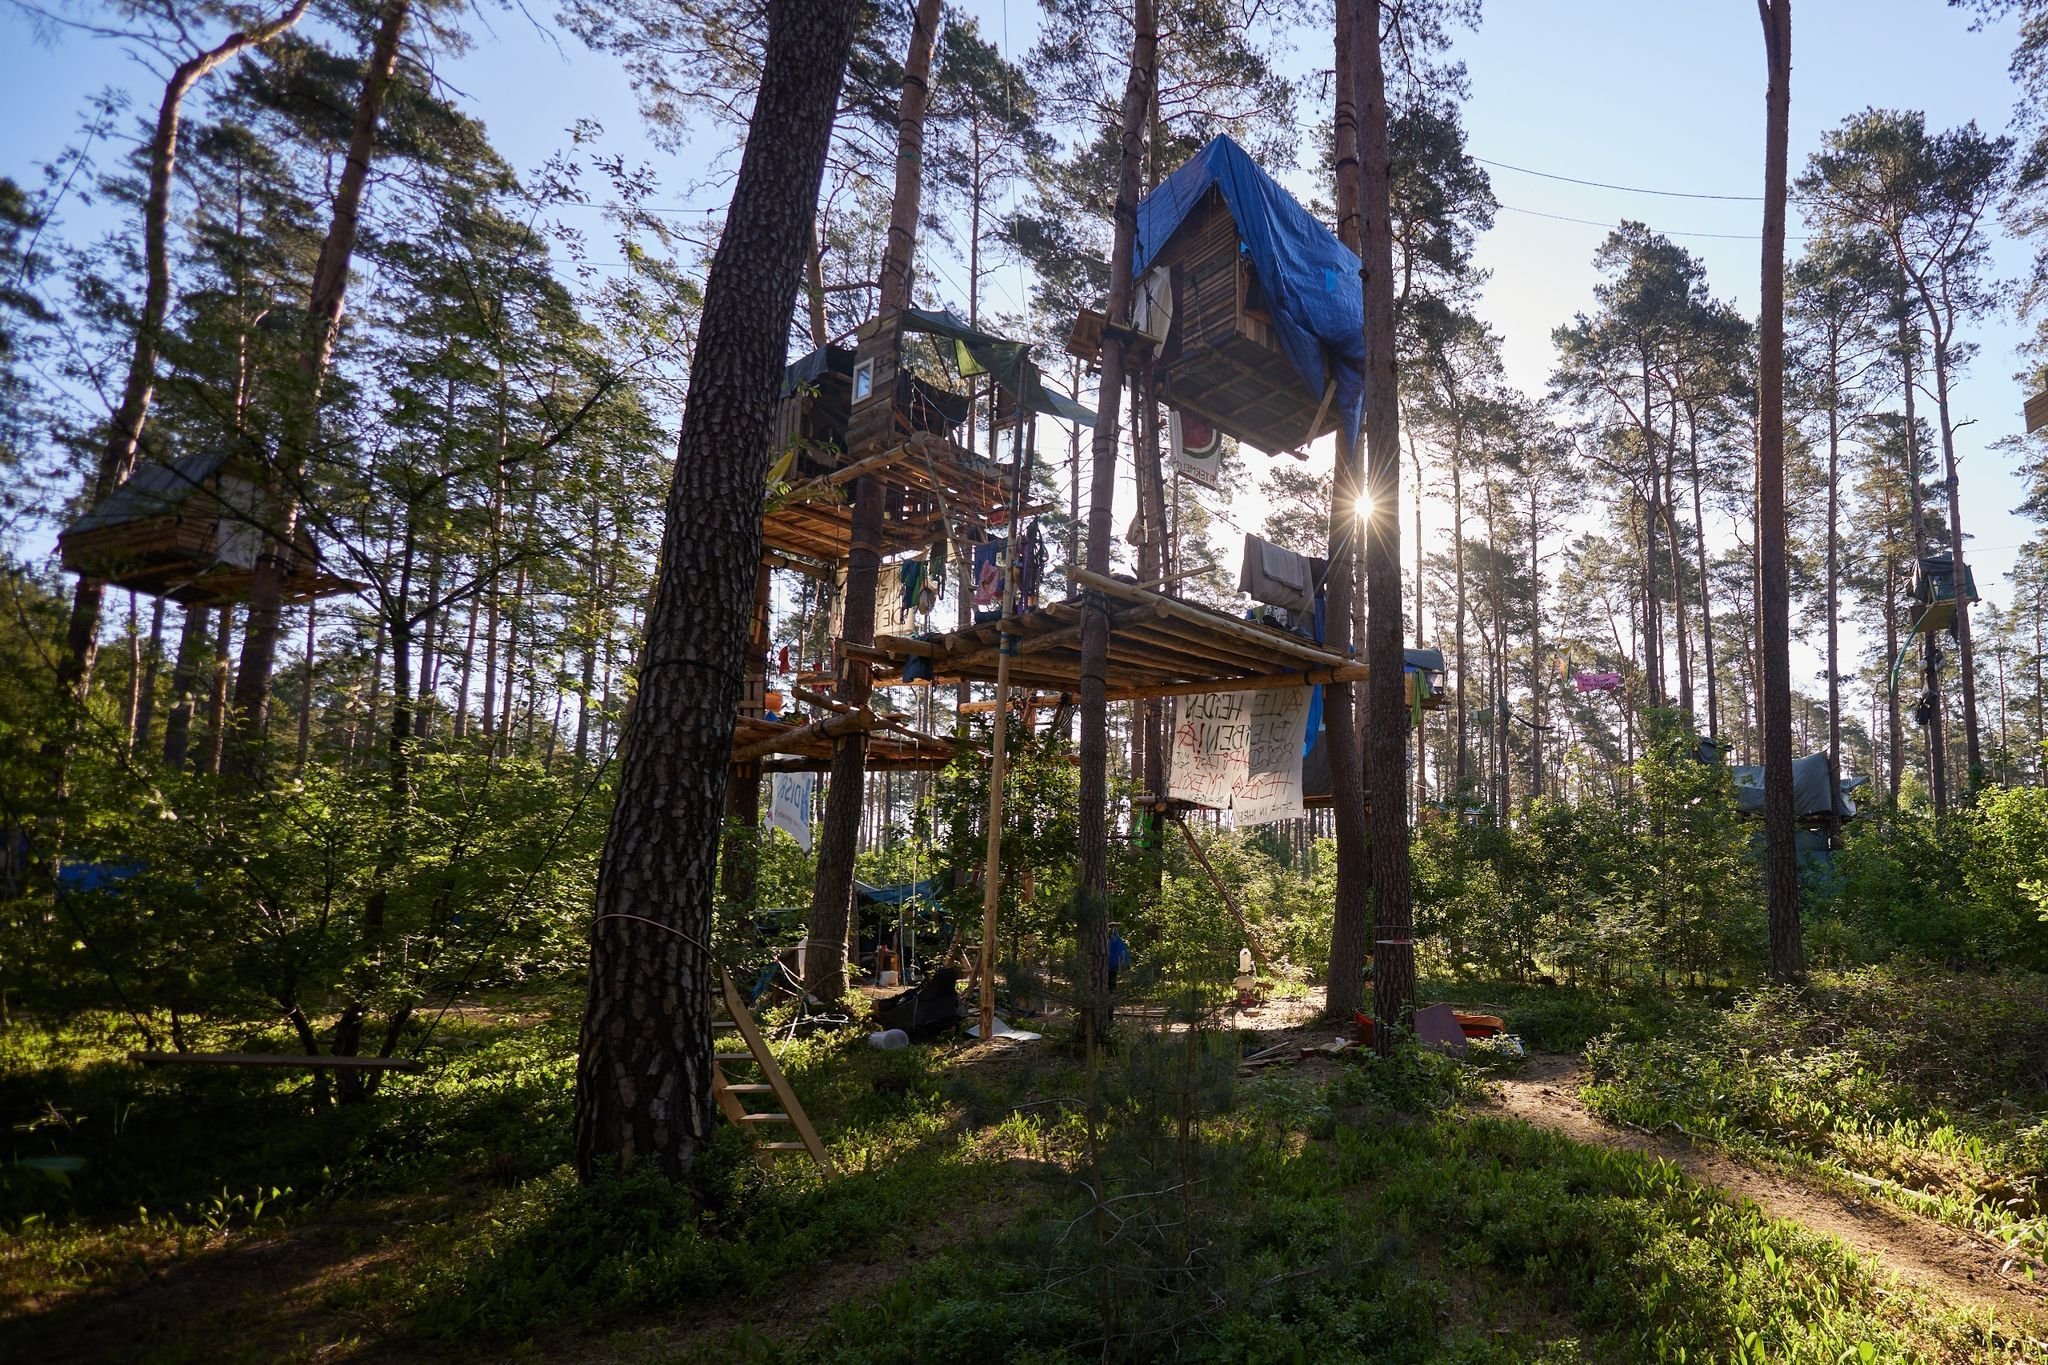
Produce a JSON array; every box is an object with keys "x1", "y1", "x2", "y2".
[
  {"x1": 762, "y1": 432, "x2": 1016, "y2": 564},
  {"x1": 860, "y1": 569, "x2": 1372, "y2": 700},
  {"x1": 730, "y1": 712, "x2": 957, "y2": 771}
]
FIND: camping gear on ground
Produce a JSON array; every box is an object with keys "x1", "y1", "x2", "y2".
[
  {"x1": 964, "y1": 1017, "x2": 1043, "y2": 1042},
  {"x1": 1412, "y1": 1004, "x2": 1469, "y2": 1054},
  {"x1": 867, "y1": 1029, "x2": 910, "y2": 1050},
  {"x1": 1352, "y1": 1010, "x2": 1505, "y2": 1047},
  {"x1": 873, "y1": 967, "x2": 965, "y2": 1042}
]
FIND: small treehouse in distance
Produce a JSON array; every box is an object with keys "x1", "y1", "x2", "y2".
[
  {"x1": 1118, "y1": 135, "x2": 1366, "y2": 457},
  {"x1": 57, "y1": 451, "x2": 358, "y2": 605}
]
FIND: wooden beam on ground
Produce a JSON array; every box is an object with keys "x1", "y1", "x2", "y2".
[{"x1": 129, "y1": 1051, "x2": 425, "y2": 1072}]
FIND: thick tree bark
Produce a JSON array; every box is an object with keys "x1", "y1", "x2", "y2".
[
  {"x1": 1077, "y1": 0, "x2": 1157, "y2": 1041},
  {"x1": 806, "y1": 0, "x2": 942, "y2": 1002},
  {"x1": 228, "y1": 0, "x2": 410, "y2": 779},
  {"x1": 57, "y1": 0, "x2": 313, "y2": 702},
  {"x1": 1358, "y1": 4, "x2": 1416, "y2": 1047},
  {"x1": 1757, "y1": 0, "x2": 1804, "y2": 984},
  {"x1": 574, "y1": 0, "x2": 859, "y2": 1183},
  {"x1": 1323, "y1": 0, "x2": 1372, "y2": 1019}
]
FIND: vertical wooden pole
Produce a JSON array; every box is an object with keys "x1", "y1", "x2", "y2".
[{"x1": 978, "y1": 414, "x2": 1034, "y2": 1040}]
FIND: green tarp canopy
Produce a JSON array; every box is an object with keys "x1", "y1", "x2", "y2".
[{"x1": 900, "y1": 307, "x2": 1095, "y2": 428}]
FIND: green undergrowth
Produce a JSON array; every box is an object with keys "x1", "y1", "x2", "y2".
[
  {"x1": 5, "y1": 981, "x2": 2037, "y2": 1362},
  {"x1": 1581, "y1": 963, "x2": 2048, "y2": 1264},
  {"x1": 702, "y1": 1046, "x2": 2016, "y2": 1364},
  {"x1": 0, "y1": 990, "x2": 583, "y2": 1320},
  {"x1": 1416, "y1": 977, "x2": 1701, "y2": 1055}
]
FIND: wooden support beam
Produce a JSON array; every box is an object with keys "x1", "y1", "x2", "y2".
[
  {"x1": 1072, "y1": 568, "x2": 1349, "y2": 668},
  {"x1": 1104, "y1": 663, "x2": 1368, "y2": 703},
  {"x1": 1173, "y1": 815, "x2": 1264, "y2": 972},
  {"x1": 959, "y1": 692, "x2": 1066, "y2": 714},
  {"x1": 730, "y1": 710, "x2": 881, "y2": 763}
]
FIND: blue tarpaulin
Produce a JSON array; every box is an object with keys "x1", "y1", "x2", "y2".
[
  {"x1": 855, "y1": 877, "x2": 942, "y2": 906},
  {"x1": 1134, "y1": 135, "x2": 1366, "y2": 441}
]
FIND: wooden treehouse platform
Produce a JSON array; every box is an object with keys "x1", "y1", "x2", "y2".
[
  {"x1": 857, "y1": 569, "x2": 1380, "y2": 701},
  {"x1": 59, "y1": 452, "x2": 362, "y2": 606},
  {"x1": 730, "y1": 709, "x2": 959, "y2": 772},
  {"x1": 762, "y1": 432, "x2": 1019, "y2": 565}
]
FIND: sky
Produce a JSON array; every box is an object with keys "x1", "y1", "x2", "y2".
[{"x1": 1, "y1": 0, "x2": 2039, "y2": 705}]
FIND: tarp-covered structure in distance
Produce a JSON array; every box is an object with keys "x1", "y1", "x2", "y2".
[
  {"x1": 1134, "y1": 135, "x2": 1365, "y2": 443},
  {"x1": 1731, "y1": 753, "x2": 1860, "y2": 822}
]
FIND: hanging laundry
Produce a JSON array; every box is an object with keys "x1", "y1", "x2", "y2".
[
  {"x1": 974, "y1": 539, "x2": 1005, "y2": 607},
  {"x1": 1133, "y1": 266, "x2": 1175, "y2": 343},
  {"x1": 1238, "y1": 533, "x2": 1315, "y2": 612},
  {"x1": 1574, "y1": 671, "x2": 1623, "y2": 694}
]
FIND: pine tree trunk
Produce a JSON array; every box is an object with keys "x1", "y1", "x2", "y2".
[
  {"x1": 228, "y1": 0, "x2": 409, "y2": 779},
  {"x1": 163, "y1": 604, "x2": 208, "y2": 770},
  {"x1": 1925, "y1": 319, "x2": 1983, "y2": 792},
  {"x1": 1757, "y1": 0, "x2": 1804, "y2": 984},
  {"x1": 1077, "y1": 0, "x2": 1156, "y2": 1039},
  {"x1": 1825, "y1": 391, "x2": 1843, "y2": 844},
  {"x1": 297, "y1": 602, "x2": 316, "y2": 769},
  {"x1": 806, "y1": 0, "x2": 942, "y2": 1003},
  {"x1": 1358, "y1": 3, "x2": 1416, "y2": 1046},
  {"x1": 204, "y1": 607, "x2": 234, "y2": 775},
  {"x1": 136, "y1": 594, "x2": 165, "y2": 751},
  {"x1": 574, "y1": 0, "x2": 859, "y2": 1184},
  {"x1": 1688, "y1": 423, "x2": 1718, "y2": 743}
]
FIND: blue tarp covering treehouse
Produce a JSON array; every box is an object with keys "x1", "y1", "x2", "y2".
[{"x1": 1134, "y1": 135, "x2": 1365, "y2": 452}]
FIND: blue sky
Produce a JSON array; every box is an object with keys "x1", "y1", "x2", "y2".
[{"x1": 2, "y1": 0, "x2": 2039, "y2": 698}]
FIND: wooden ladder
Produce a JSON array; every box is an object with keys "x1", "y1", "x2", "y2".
[{"x1": 711, "y1": 968, "x2": 834, "y2": 1174}]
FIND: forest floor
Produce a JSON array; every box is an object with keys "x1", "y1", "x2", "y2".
[
  {"x1": 1489, "y1": 1052, "x2": 2048, "y2": 1329},
  {"x1": 5, "y1": 973, "x2": 2048, "y2": 1361}
]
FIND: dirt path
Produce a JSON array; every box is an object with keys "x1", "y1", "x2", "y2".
[{"x1": 1487, "y1": 1054, "x2": 2048, "y2": 1332}]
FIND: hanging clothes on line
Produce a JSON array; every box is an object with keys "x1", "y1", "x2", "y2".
[{"x1": 1238, "y1": 533, "x2": 1316, "y2": 612}]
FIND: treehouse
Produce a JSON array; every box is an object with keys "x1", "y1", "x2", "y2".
[
  {"x1": 1907, "y1": 553, "x2": 1979, "y2": 635},
  {"x1": 1122, "y1": 135, "x2": 1365, "y2": 457},
  {"x1": 761, "y1": 310, "x2": 1092, "y2": 567},
  {"x1": 57, "y1": 451, "x2": 359, "y2": 606}
]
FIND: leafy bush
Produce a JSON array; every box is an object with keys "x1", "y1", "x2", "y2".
[{"x1": 1583, "y1": 963, "x2": 2048, "y2": 1256}]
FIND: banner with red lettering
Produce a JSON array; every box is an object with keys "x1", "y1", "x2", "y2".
[{"x1": 1167, "y1": 688, "x2": 1311, "y2": 825}]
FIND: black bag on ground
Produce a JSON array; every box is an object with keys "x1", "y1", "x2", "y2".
[{"x1": 874, "y1": 968, "x2": 963, "y2": 1041}]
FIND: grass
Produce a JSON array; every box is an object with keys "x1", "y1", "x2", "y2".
[
  {"x1": 1580, "y1": 963, "x2": 2048, "y2": 1265},
  {"x1": 2, "y1": 976, "x2": 2039, "y2": 1361}
]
